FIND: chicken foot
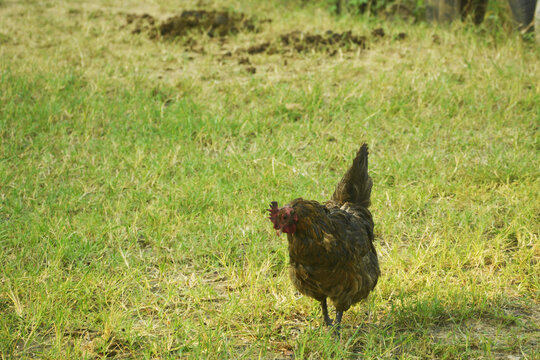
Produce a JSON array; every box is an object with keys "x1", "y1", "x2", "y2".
[{"x1": 321, "y1": 300, "x2": 345, "y2": 335}]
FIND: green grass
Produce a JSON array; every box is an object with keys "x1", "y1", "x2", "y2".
[{"x1": 1, "y1": 0, "x2": 539, "y2": 358}]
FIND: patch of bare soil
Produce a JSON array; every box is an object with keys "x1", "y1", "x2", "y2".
[
  {"x1": 125, "y1": 13, "x2": 156, "y2": 35},
  {"x1": 279, "y1": 30, "x2": 367, "y2": 53},
  {"x1": 124, "y1": 10, "x2": 407, "y2": 57},
  {"x1": 124, "y1": 8, "x2": 408, "y2": 77},
  {"x1": 239, "y1": 30, "x2": 371, "y2": 57},
  {"x1": 160, "y1": 10, "x2": 258, "y2": 37},
  {"x1": 373, "y1": 28, "x2": 387, "y2": 39},
  {"x1": 125, "y1": 10, "x2": 261, "y2": 38},
  {"x1": 239, "y1": 28, "x2": 409, "y2": 58}
]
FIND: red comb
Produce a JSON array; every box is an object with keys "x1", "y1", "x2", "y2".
[{"x1": 268, "y1": 201, "x2": 279, "y2": 229}]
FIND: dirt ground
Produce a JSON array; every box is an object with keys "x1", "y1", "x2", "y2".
[
  {"x1": 124, "y1": 9, "x2": 407, "y2": 56},
  {"x1": 121, "y1": 8, "x2": 410, "y2": 76}
]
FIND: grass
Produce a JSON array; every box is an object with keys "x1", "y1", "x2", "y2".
[{"x1": 0, "y1": 0, "x2": 539, "y2": 358}]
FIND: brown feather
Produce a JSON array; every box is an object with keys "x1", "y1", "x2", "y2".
[{"x1": 271, "y1": 144, "x2": 380, "y2": 320}]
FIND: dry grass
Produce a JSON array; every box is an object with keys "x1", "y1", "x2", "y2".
[{"x1": 1, "y1": 0, "x2": 539, "y2": 358}]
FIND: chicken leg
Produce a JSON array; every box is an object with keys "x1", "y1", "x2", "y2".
[
  {"x1": 334, "y1": 311, "x2": 343, "y2": 333},
  {"x1": 321, "y1": 298, "x2": 333, "y2": 326}
]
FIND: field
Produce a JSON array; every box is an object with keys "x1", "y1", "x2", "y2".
[{"x1": 1, "y1": 0, "x2": 539, "y2": 358}]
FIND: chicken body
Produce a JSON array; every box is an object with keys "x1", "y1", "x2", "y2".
[{"x1": 269, "y1": 144, "x2": 379, "y2": 328}]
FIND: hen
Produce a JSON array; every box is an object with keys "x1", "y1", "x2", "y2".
[{"x1": 268, "y1": 144, "x2": 379, "y2": 329}]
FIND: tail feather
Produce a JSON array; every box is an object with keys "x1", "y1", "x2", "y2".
[{"x1": 331, "y1": 144, "x2": 372, "y2": 208}]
